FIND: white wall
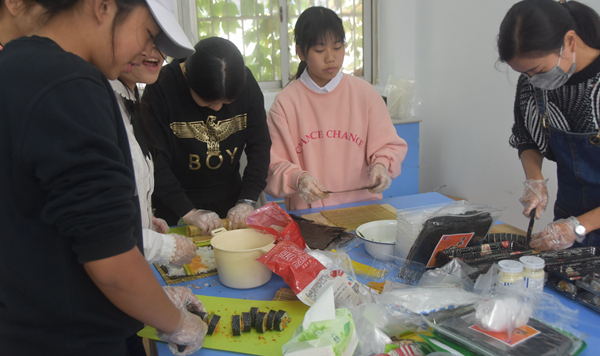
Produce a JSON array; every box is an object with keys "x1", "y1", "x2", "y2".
[{"x1": 376, "y1": 0, "x2": 600, "y2": 230}]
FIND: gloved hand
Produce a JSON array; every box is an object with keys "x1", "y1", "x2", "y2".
[
  {"x1": 183, "y1": 209, "x2": 223, "y2": 236},
  {"x1": 519, "y1": 179, "x2": 549, "y2": 220},
  {"x1": 529, "y1": 218, "x2": 577, "y2": 251},
  {"x1": 297, "y1": 172, "x2": 329, "y2": 204},
  {"x1": 157, "y1": 309, "x2": 207, "y2": 356},
  {"x1": 152, "y1": 216, "x2": 169, "y2": 234},
  {"x1": 368, "y1": 163, "x2": 392, "y2": 194},
  {"x1": 169, "y1": 234, "x2": 197, "y2": 268},
  {"x1": 162, "y1": 286, "x2": 206, "y2": 313},
  {"x1": 227, "y1": 203, "x2": 254, "y2": 230}
]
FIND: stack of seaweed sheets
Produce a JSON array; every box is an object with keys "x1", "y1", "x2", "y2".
[{"x1": 395, "y1": 201, "x2": 503, "y2": 268}]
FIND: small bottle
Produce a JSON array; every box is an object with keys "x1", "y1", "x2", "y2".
[
  {"x1": 520, "y1": 256, "x2": 545, "y2": 292},
  {"x1": 498, "y1": 260, "x2": 524, "y2": 287}
]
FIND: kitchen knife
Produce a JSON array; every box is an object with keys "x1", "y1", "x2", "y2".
[
  {"x1": 526, "y1": 207, "x2": 536, "y2": 241},
  {"x1": 324, "y1": 184, "x2": 378, "y2": 194}
]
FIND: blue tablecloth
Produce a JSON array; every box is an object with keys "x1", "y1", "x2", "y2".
[{"x1": 154, "y1": 192, "x2": 600, "y2": 355}]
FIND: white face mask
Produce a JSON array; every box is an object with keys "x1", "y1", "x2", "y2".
[{"x1": 529, "y1": 46, "x2": 576, "y2": 90}]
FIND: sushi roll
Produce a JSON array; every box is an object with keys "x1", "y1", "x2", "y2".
[
  {"x1": 255, "y1": 312, "x2": 268, "y2": 333},
  {"x1": 265, "y1": 309, "x2": 277, "y2": 331},
  {"x1": 231, "y1": 315, "x2": 242, "y2": 336},
  {"x1": 190, "y1": 310, "x2": 208, "y2": 322},
  {"x1": 273, "y1": 310, "x2": 290, "y2": 331},
  {"x1": 241, "y1": 312, "x2": 252, "y2": 333},
  {"x1": 249, "y1": 307, "x2": 260, "y2": 327},
  {"x1": 206, "y1": 313, "x2": 221, "y2": 336}
]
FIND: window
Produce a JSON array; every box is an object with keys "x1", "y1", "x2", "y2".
[{"x1": 175, "y1": 0, "x2": 373, "y2": 89}]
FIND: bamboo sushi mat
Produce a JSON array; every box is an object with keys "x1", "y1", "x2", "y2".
[{"x1": 317, "y1": 204, "x2": 397, "y2": 230}]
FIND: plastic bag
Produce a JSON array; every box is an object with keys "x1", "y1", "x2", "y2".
[
  {"x1": 307, "y1": 250, "x2": 356, "y2": 280},
  {"x1": 382, "y1": 75, "x2": 415, "y2": 120},
  {"x1": 398, "y1": 201, "x2": 504, "y2": 268},
  {"x1": 282, "y1": 308, "x2": 357, "y2": 356},
  {"x1": 375, "y1": 285, "x2": 483, "y2": 315},
  {"x1": 418, "y1": 258, "x2": 477, "y2": 291},
  {"x1": 474, "y1": 295, "x2": 532, "y2": 335},
  {"x1": 246, "y1": 202, "x2": 306, "y2": 249}
]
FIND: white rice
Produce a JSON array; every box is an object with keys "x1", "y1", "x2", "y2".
[{"x1": 166, "y1": 246, "x2": 216, "y2": 277}]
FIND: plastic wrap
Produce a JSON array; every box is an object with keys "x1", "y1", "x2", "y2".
[
  {"x1": 418, "y1": 258, "x2": 478, "y2": 291},
  {"x1": 382, "y1": 75, "x2": 415, "y2": 120},
  {"x1": 474, "y1": 296, "x2": 532, "y2": 334},
  {"x1": 396, "y1": 201, "x2": 503, "y2": 268},
  {"x1": 425, "y1": 306, "x2": 582, "y2": 356}
]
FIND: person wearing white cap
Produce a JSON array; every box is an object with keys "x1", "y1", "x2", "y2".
[{"x1": 0, "y1": 1, "x2": 203, "y2": 355}]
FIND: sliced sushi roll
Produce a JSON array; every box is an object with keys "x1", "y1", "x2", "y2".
[
  {"x1": 190, "y1": 310, "x2": 208, "y2": 322},
  {"x1": 249, "y1": 307, "x2": 260, "y2": 327},
  {"x1": 273, "y1": 310, "x2": 290, "y2": 331},
  {"x1": 255, "y1": 312, "x2": 268, "y2": 333},
  {"x1": 206, "y1": 313, "x2": 221, "y2": 336},
  {"x1": 265, "y1": 309, "x2": 277, "y2": 331},
  {"x1": 241, "y1": 312, "x2": 252, "y2": 333},
  {"x1": 231, "y1": 315, "x2": 242, "y2": 336}
]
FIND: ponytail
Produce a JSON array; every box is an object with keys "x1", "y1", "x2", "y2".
[
  {"x1": 498, "y1": 0, "x2": 600, "y2": 62},
  {"x1": 293, "y1": 61, "x2": 307, "y2": 80},
  {"x1": 563, "y1": 1, "x2": 600, "y2": 49}
]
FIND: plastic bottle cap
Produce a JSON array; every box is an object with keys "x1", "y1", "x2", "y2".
[
  {"x1": 498, "y1": 260, "x2": 523, "y2": 274},
  {"x1": 519, "y1": 256, "x2": 545, "y2": 269}
]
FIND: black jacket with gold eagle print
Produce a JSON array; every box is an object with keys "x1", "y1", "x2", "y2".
[{"x1": 142, "y1": 60, "x2": 271, "y2": 222}]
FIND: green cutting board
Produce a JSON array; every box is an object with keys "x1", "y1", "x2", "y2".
[{"x1": 138, "y1": 295, "x2": 309, "y2": 355}]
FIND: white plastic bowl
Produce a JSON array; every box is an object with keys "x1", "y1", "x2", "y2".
[{"x1": 355, "y1": 220, "x2": 397, "y2": 261}]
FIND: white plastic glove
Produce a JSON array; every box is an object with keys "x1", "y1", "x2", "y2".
[
  {"x1": 297, "y1": 172, "x2": 329, "y2": 204},
  {"x1": 529, "y1": 218, "x2": 577, "y2": 251},
  {"x1": 152, "y1": 216, "x2": 169, "y2": 234},
  {"x1": 368, "y1": 163, "x2": 392, "y2": 194},
  {"x1": 227, "y1": 203, "x2": 254, "y2": 230},
  {"x1": 162, "y1": 286, "x2": 206, "y2": 313},
  {"x1": 169, "y1": 234, "x2": 197, "y2": 268},
  {"x1": 519, "y1": 179, "x2": 549, "y2": 220},
  {"x1": 183, "y1": 209, "x2": 223, "y2": 235},
  {"x1": 157, "y1": 309, "x2": 207, "y2": 356}
]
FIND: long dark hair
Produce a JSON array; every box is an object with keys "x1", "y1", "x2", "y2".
[
  {"x1": 293, "y1": 6, "x2": 345, "y2": 80},
  {"x1": 184, "y1": 37, "x2": 246, "y2": 102},
  {"x1": 498, "y1": 0, "x2": 600, "y2": 62}
]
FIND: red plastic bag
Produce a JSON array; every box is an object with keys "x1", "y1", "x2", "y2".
[
  {"x1": 257, "y1": 241, "x2": 325, "y2": 294},
  {"x1": 246, "y1": 202, "x2": 306, "y2": 249}
]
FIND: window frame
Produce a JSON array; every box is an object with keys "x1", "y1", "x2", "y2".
[{"x1": 175, "y1": 0, "x2": 373, "y2": 90}]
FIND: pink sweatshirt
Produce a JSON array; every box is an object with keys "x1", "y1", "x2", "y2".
[{"x1": 265, "y1": 74, "x2": 408, "y2": 211}]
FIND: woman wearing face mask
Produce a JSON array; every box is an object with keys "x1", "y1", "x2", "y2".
[
  {"x1": 498, "y1": 0, "x2": 600, "y2": 251},
  {"x1": 0, "y1": 0, "x2": 207, "y2": 355}
]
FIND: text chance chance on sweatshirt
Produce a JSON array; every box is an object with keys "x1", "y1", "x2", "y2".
[{"x1": 265, "y1": 74, "x2": 408, "y2": 211}]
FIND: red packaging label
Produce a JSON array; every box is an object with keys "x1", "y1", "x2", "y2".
[
  {"x1": 257, "y1": 241, "x2": 325, "y2": 294},
  {"x1": 246, "y1": 202, "x2": 306, "y2": 249}
]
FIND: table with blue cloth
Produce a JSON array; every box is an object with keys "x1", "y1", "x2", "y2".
[{"x1": 151, "y1": 192, "x2": 600, "y2": 356}]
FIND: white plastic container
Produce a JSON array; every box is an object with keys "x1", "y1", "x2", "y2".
[
  {"x1": 210, "y1": 228, "x2": 275, "y2": 289},
  {"x1": 356, "y1": 220, "x2": 396, "y2": 261},
  {"x1": 498, "y1": 260, "x2": 524, "y2": 287},
  {"x1": 519, "y1": 256, "x2": 545, "y2": 292}
]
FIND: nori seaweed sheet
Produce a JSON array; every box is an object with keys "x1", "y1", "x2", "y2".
[
  {"x1": 290, "y1": 214, "x2": 346, "y2": 250},
  {"x1": 206, "y1": 314, "x2": 220, "y2": 335},
  {"x1": 406, "y1": 211, "x2": 494, "y2": 267}
]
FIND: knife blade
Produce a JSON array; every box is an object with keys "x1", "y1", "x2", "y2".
[
  {"x1": 324, "y1": 184, "x2": 378, "y2": 194},
  {"x1": 526, "y1": 207, "x2": 536, "y2": 241}
]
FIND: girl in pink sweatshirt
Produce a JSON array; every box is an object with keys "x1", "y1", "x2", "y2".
[{"x1": 265, "y1": 6, "x2": 408, "y2": 211}]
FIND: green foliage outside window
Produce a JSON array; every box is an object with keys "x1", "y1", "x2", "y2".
[{"x1": 195, "y1": 0, "x2": 363, "y2": 82}]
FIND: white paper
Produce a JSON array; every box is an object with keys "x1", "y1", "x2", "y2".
[{"x1": 302, "y1": 284, "x2": 335, "y2": 329}]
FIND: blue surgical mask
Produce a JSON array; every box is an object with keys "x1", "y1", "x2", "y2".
[{"x1": 529, "y1": 46, "x2": 576, "y2": 90}]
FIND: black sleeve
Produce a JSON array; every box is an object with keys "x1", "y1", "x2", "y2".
[
  {"x1": 509, "y1": 75, "x2": 539, "y2": 158},
  {"x1": 21, "y1": 77, "x2": 138, "y2": 263},
  {"x1": 141, "y1": 78, "x2": 195, "y2": 218},
  {"x1": 239, "y1": 68, "x2": 271, "y2": 202}
]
